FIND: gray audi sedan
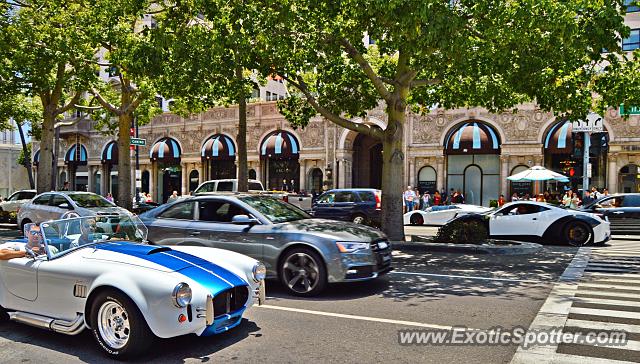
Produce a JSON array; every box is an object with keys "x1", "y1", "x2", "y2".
[{"x1": 139, "y1": 194, "x2": 392, "y2": 296}]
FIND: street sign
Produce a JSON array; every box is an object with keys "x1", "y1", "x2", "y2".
[
  {"x1": 135, "y1": 180, "x2": 142, "y2": 188},
  {"x1": 587, "y1": 163, "x2": 592, "y2": 178},
  {"x1": 135, "y1": 170, "x2": 141, "y2": 179},
  {"x1": 572, "y1": 112, "x2": 604, "y2": 133},
  {"x1": 130, "y1": 137, "x2": 146, "y2": 146},
  {"x1": 620, "y1": 104, "x2": 640, "y2": 116}
]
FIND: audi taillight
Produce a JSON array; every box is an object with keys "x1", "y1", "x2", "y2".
[
  {"x1": 283, "y1": 195, "x2": 289, "y2": 203},
  {"x1": 375, "y1": 192, "x2": 381, "y2": 210}
]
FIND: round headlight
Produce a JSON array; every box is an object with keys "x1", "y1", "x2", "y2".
[
  {"x1": 252, "y1": 262, "x2": 267, "y2": 282},
  {"x1": 172, "y1": 283, "x2": 192, "y2": 308}
]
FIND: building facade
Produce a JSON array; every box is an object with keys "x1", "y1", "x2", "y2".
[{"x1": 33, "y1": 101, "x2": 640, "y2": 204}]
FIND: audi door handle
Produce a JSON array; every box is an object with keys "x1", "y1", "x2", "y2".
[
  {"x1": 613, "y1": 211, "x2": 624, "y2": 214},
  {"x1": 532, "y1": 218, "x2": 537, "y2": 220},
  {"x1": 189, "y1": 231, "x2": 201, "y2": 236}
]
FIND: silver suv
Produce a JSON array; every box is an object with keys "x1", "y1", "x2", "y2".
[{"x1": 17, "y1": 191, "x2": 131, "y2": 230}]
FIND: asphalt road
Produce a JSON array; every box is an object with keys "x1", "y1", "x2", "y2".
[{"x1": 0, "y1": 225, "x2": 579, "y2": 364}]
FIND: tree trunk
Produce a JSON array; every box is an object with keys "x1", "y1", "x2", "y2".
[
  {"x1": 117, "y1": 113, "x2": 133, "y2": 210},
  {"x1": 17, "y1": 121, "x2": 34, "y2": 189},
  {"x1": 236, "y1": 66, "x2": 248, "y2": 192},
  {"x1": 380, "y1": 97, "x2": 407, "y2": 241},
  {"x1": 37, "y1": 111, "x2": 55, "y2": 194}
]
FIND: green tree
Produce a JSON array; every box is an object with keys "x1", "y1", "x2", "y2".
[
  {"x1": 79, "y1": 0, "x2": 162, "y2": 210},
  {"x1": 254, "y1": 0, "x2": 628, "y2": 240},
  {"x1": 153, "y1": 0, "x2": 265, "y2": 193},
  {"x1": 0, "y1": 1, "x2": 94, "y2": 193}
]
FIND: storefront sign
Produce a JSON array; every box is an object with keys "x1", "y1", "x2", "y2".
[
  {"x1": 418, "y1": 181, "x2": 436, "y2": 194},
  {"x1": 619, "y1": 105, "x2": 640, "y2": 116}
]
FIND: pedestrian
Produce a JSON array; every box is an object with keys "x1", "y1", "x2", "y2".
[
  {"x1": 511, "y1": 192, "x2": 519, "y2": 202},
  {"x1": 498, "y1": 194, "x2": 506, "y2": 207},
  {"x1": 536, "y1": 193, "x2": 546, "y2": 202},
  {"x1": 440, "y1": 189, "x2": 448, "y2": 205},
  {"x1": 602, "y1": 188, "x2": 610, "y2": 198},
  {"x1": 403, "y1": 186, "x2": 416, "y2": 212},
  {"x1": 145, "y1": 192, "x2": 153, "y2": 203},
  {"x1": 61, "y1": 181, "x2": 69, "y2": 191},
  {"x1": 106, "y1": 193, "x2": 114, "y2": 202},
  {"x1": 456, "y1": 189, "x2": 465, "y2": 204},
  {"x1": 422, "y1": 192, "x2": 431, "y2": 210},
  {"x1": 414, "y1": 187, "x2": 420, "y2": 210},
  {"x1": 582, "y1": 190, "x2": 595, "y2": 206},
  {"x1": 167, "y1": 190, "x2": 179, "y2": 203},
  {"x1": 446, "y1": 188, "x2": 455, "y2": 205},
  {"x1": 282, "y1": 179, "x2": 290, "y2": 192},
  {"x1": 591, "y1": 186, "x2": 601, "y2": 200},
  {"x1": 562, "y1": 190, "x2": 573, "y2": 207},
  {"x1": 543, "y1": 190, "x2": 551, "y2": 202},
  {"x1": 433, "y1": 191, "x2": 442, "y2": 206}
]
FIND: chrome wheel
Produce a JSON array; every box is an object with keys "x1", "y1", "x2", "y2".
[
  {"x1": 62, "y1": 211, "x2": 80, "y2": 219},
  {"x1": 98, "y1": 301, "x2": 130, "y2": 350},
  {"x1": 352, "y1": 215, "x2": 365, "y2": 224},
  {"x1": 283, "y1": 252, "x2": 320, "y2": 294}
]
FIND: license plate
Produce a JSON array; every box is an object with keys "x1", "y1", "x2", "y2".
[{"x1": 377, "y1": 241, "x2": 388, "y2": 249}]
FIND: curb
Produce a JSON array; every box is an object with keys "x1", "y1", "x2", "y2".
[
  {"x1": 391, "y1": 240, "x2": 543, "y2": 255},
  {"x1": 510, "y1": 247, "x2": 592, "y2": 364}
]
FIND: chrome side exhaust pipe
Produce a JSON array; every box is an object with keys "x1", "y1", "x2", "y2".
[{"x1": 9, "y1": 312, "x2": 85, "y2": 335}]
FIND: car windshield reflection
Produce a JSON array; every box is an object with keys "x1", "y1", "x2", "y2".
[
  {"x1": 41, "y1": 215, "x2": 148, "y2": 258},
  {"x1": 239, "y1": 196, "x2": 310, "y2": 223},
  {"x1": 68, "y1": 193, "x2": 115, "y2": 208}
]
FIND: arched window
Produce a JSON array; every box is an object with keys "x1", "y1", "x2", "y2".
[
  {"x1": 189, "y1": 170, "x2": 199, "y2": 193},
  {"x1": 417, "y1": 166, "x2": 437, "y2": 194},
  {"x1": 619, "y1": 164, "x2": 640, "y2": 193},
  {"x1": 248, "y1": 169, "x2": 257, "y2": 180},
  {"x1": 510, "y1": 165, "x2": 532, "y2": 197},
  {"x1": 464, "y1": 165, "x2": 482, "y2": 205}
]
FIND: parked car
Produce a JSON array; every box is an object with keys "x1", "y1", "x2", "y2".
[
  {"x1": 140, "y1": 194, "x2": 392, "y2": 296},
  {"x1": 0, "y1": 215, "x2": 265, "y2": 359},
  {"x1": 580, "y1": 193, "x2": 640, "y2": 235},
  {"x1": 0, "y1": 189, "x2": 36, "y2": 222},
  {"x1": 193, "y1": 179, "x2": 265, "y2": 194},
  {"x1": 404, "y1": 204, "x2": 492, "y2": 226},
  {"x1": 261, "y1": 190, "x2": 313, "y2": 211},
  {"x1": 131, "y1": 201, "x2": 160, "y2": 215},
  {"x1": 17, "y1": 191, "x2": 131, "y2": 231},
  {"x1": 311, "y1": 188, "x2": 382, "y2": 226},
  {"x1": 444, "y1": 201, "x2": 610, "y2": 246}
]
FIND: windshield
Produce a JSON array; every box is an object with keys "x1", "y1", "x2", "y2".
[
  {"x1": 68, "y1": 193, "x2": 115, "y2": 208},
  {"x1": 239, "y1": 196, "x2": 310, "y2": 223},
  {"x1": 41, "y1": 215, "x2": 148, "y2": 258}
]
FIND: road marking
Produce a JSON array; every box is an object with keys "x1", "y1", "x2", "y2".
[
  {"x1": 572, "y1": 297, "x2": 640, "y2": 307},
  {"x1": 574, "y1": 290, "x2": 640, "y2": 299},
  {"x1": 390, "y1": 270, "x2": 543, "y2": 283},
  {"x1": 569, "y1": 307, "x2": 640, "y2": 320},
  {"x1": 578, "y1": 283, "x2": 640, "y2": 292},
  {"x1": 565, "y1": 319, "x2": 640, "y2": 334},
  {"x1": 257, "y1": 304, "x2": 472, "y2": 330}
]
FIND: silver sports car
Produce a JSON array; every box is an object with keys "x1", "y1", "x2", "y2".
[{"x1": 139, "y1": 194, "x2": 393, "y2": 296}]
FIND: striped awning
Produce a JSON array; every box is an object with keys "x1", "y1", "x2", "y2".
[
  {"x1": 64, "y1": 144, "x2": 88, "y2": 166},
  {"x1": 202, "y1": 134, "x2": 236, "y2": 160},
  {"x1": 260, "y1": 130, "x2": 300, "y2": 159},
  {"x1": 33, "y1": 149, "x2": 40, "y2": 166},
  {"x1": 544, "y1": 120, "x2": 573, "y2": 154},
  {"x1": 101, "y1": 141, "x2": 118, "y2": 165},
  {"x1": 150, "y1": 137, "x2": 181, "y2": 163},
  {"x1": 444, "y1": 122, "x2": 500, "y2": 155}
]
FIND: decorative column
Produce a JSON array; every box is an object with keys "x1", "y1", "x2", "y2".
[
  {"x1": 181, "y1": 162, "x2": 188, "y2": 196},
  {"x1": 299, "y1": 159, "x2": 307, "y2": 193},
  {"x1": 500, "y1": 155, "x2": 510, "y2": 196},
  {"x1": 608, "y1": 153, "x2": 618, "y2": 193},
  {"x1": 408, "y1": 159, "x2": 415, "y2": 187},
  {"x1": 100, "y1": 165, "x2": 108, "y2": 196},
  {"x1": 198, "y1": 161, "x2": 205, "y2": 184},
  {"x1": 150, "y1": 163, "x2": 158, "y2": 202},
  {"x1": 436, "y1": 156, "x2": 445, "y2": 192},
  {"x1": 87, "y1": 165, "x2": 95, "y2": 193}
]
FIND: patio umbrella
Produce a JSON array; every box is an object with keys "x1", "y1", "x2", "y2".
[{"x1": 507, "y1": 165, "x2": 570, "y2": 182}]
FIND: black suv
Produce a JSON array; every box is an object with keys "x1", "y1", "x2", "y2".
[
  {"x1": 580, "y1": 193, "x2": 640, "y2": 235},
  {"x1": 311, "y1": 188, "x2": 381, "y2": 226}
]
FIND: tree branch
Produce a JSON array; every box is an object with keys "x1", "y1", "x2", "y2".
[
  {"x1": 91, "y1": 89, "x2": 122, "y2": 115},
  {"x1": 55, "y1": 92, "x2": 81, "y2": 115},
  {"x1": 124, "y1": 95, "x2": 144, "y2": 115},
  {"x1": 339, "y1": 38, "x2": 392, "y2": 103},
  {"x1": 380, "y1": 76, "x2": 400, "y2": 87},
  {"x1": 411, "y1": 79, "x2": 440, "y2": 88},
  {"x1": 282, "y1": 74, "x2": 384, "y2": 140}
]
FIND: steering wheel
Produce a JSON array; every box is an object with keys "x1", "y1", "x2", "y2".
[{"x1": 24, "y1": 246, "x2": 37, "y2": 259}]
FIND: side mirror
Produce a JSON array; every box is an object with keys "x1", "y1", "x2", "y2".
[{"x1": 232, "y1": 215, "x2": 258, "y2": 225}]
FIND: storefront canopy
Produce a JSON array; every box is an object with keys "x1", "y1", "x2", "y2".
[
  {"x1": 64, "y1": 143, "x2": 88, "y2": 166},
  {"x1": 150, "y1": 137, "x2": 181, "y2": 163},
  {"x1": 260, "y1": 130, "x2": 300, "y2": 159},
  {"x1": 444, "y1": 122, "x2": 500, "y2": 155},
  {"x1": 544, "y1": 120, "x2": 573, "y2": 154},
  {"x1": 202, "y1": 134, "x2": 236, "y2": 160},
  {"x1": 101, "y1": 141, "x2": 118, "y2": 165}
]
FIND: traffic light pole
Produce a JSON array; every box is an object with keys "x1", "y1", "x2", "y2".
[
  {"x1": 582, "y1": 131, "x2": 590, "y2": 198},
  {"x1": 135, "y1": 117, "x2": 140, "y2": 204}
]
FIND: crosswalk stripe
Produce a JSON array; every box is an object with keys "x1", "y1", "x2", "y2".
[
  {"x1": 569, "y1": 307, "x2": 640, "y2": 320},
  {"x1": 572, "y1": 297, "x2": 640, "y2": 307},
  {"x1": 584, "y1": 272, "x2": 640, "y2": 279},
  {"x1": 562, "y1": 334, "x2": 640, "y2": 351},
  {"x1": 574, "y1": 290, "x2": 640, "y2": 299},
  {"x1": 578, "y1": 283, "x2": 640, "y2": 291},
  {"x1": 565, "y1": 319, "x2": 640, "y2": 334},
  {"x1": 584, "y1": 267, "x2": 636, "y2": 273}
]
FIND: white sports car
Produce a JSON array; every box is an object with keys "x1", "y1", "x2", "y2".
[
  {"x1": 0, "y1": 215, "x2": 266, "y2": 359},
  {"x1": 444, "y1": 201, "x2": 611, "y2": 246},
  {"x1": 404, "y1": 204, "x2": 492, "y2": 226}
]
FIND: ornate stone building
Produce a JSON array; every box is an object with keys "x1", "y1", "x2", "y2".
[{"x1": 33, "y1": 101, "x2": 640, "y2": 204}]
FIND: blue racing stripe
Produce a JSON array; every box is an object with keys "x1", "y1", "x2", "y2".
[{"x1": 94, "y1": 243, "x2": 248, "y2": 295}]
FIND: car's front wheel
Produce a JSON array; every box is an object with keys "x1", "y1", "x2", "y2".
[
  {"x1": 279, "y1": 247, "x2": 327, "y2": 296},
  {"x1": 90, "y1": 290, "x2": 154, "y2": 359},
  {"x1": 61, "y1": 211, "x2": 80, "y2": 219},
  {"x1": 409, "y1": 213, "x2": 424, "y2": 226},
  {"x1": 352, "y1": 214, "x2": 366, "y2": 225},
  {"x1": 564, "y1": 222, "x2": 592, "y2": 247}
]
